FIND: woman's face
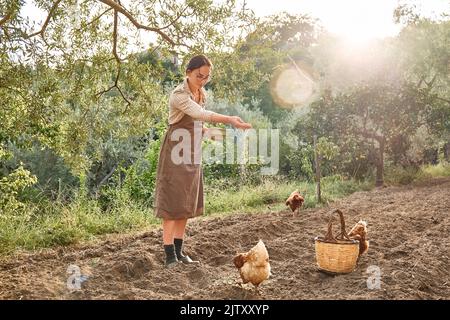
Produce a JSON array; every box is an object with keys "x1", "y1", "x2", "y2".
[{"x1": 187, "y1": 65, "x2": 211, "y2": 89}]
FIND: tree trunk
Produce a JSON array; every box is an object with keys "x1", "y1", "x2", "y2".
[
  {"x1": 356, "y1": 129, "x2": 386, "y2": 187},
  {"x1": 375, "y1": 139, "x2": 385, "y2": 187},
  {"x1": 444, "y1": 142, "x2": 450, "y2": 162},
  {"x1": 313, "y1": 135, "x2": 322, "y2": 203}
]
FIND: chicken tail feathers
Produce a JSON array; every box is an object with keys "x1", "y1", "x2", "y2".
[{"x1": 233, "y1": 254, "x2": 246, "y2": 269}]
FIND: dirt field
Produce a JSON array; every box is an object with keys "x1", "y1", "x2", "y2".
[{"x1": 1, "y1": 178, "x2": 449, "y2": 300}]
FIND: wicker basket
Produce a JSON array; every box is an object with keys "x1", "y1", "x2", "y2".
[{"x1": 315, "y1": 209, "x2": 360, "y2": 274}]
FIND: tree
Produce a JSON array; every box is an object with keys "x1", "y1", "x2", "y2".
[
  {"x1": 1, "y1": 0, "x2": 256, "y2": 172},
  {"x1": 306, "y1": 83, "x2": 430, "y2": 186},
  {"x1": 394, "y1": 5, "x2": 450, "y2": 160}
]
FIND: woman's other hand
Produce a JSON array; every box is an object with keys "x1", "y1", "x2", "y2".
[{"x1": 229, "y1": 116, "x2": 252, "y2": 130}]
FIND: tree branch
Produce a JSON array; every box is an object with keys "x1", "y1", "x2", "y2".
[
  {"x1": 287, "y1": 54, "x2": 315, "y2": 85},
  {"x1": 424, "y1": 73, "x2": 438, "y2": 89},
  {"x1": 112, "y1": 7, "x2": 122, "y2": 63},
  {"x1": 91, "y1": 1, "x2": 130, "y2": 107},
  {"x1": 159, "y1": 5, "x2": 190, "y2": 31},
  {"x1": 96, "y1": 65, "x2": 131, "y2": 107},
  {"x1": 416, "y1": 75, "x2": 424, "y2": 89},
  {"x1": 436, "y1": 96, "x2": 450, "y2": 105},
  {"x1": 356, "y1": 128, "x2": 385, "y2": 143},
  {"x1": 0, "y1": 12, "x2": 13, "y2": 27},
  {"x1": 416, "y1": 85, "x2": 450, "y2": 105},
  {"x1": 93, "y1": 164, "x2": 118, "y2": 197},
  {"x1": 26, "y1": 0, "x2": 62, "y2": 39},
  {"x1": 98, "y1": 0, "x2": 176, "y2": 46},
  {"x1": 75, "y1": 7, "x2": 113, "y2": 32}
]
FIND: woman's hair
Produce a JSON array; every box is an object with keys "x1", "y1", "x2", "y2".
[{"x1": 186, "y1": 54, "x2": 213, "y2": 73}]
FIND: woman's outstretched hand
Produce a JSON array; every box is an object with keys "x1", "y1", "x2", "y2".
[{"x1": 229, "y1": 116, "x2": 252, "y2": 130}]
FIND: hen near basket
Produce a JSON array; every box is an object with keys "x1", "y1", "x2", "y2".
[{"x1": 314, "y1": 209, "x2": 360, "y2": 274}]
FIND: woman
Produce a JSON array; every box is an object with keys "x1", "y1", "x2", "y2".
[{"x1": 154, "y1": 54, "x2": 252, "y2": 268}]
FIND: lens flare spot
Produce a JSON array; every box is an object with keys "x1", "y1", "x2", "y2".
[{"x1": 270, "y1": 61, "x2": 318, "y2": 109}]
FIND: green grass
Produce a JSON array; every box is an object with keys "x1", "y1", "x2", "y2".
[
  {"x1": 0, "y1": 196, "x2": 158, "y2": 256},
  {"x1": 385, "y1": 162, "x2": 450, "y2": 185},
  {"x1": 0, "y1": 177, "x2": 370, "y2": 255},
  {"x1": 3, "y1": 164, "x2": 447, "y2": 256},
  {"x1": 422, "y1": 162, "x2": 450, "y2": 177},
  {"x1": 0, "y1": 175, "x2": 374, "y2": 256},
  {"x1": 204, "y1": 175, "x2": 372, "y2": 216}
]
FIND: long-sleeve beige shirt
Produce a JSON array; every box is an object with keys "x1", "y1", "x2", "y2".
[{"x1": 168, "y1": 77, "x2": 218, "y2": 125}]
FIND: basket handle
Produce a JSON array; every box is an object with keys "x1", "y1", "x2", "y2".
[{"x1": 324, "y1": 209, "x2": 351, "y2": 242}]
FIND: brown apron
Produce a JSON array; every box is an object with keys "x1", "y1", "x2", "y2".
[{"x1": 154, "y1": 114, "x2": 204, "y2": 220}]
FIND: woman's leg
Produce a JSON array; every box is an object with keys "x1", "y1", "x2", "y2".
[
  {"x1": 173, "y1": 219, "x2": 188, "y2": 239},
  {"x1": 162, "y1": 219, "x2": 178, "y2": 267},
  {"x1": 162, "y1": 219, "x2": 176, "y2": 244},
  {"x1": 173, "y1": 219, "x2": 198, "y2": 263}
]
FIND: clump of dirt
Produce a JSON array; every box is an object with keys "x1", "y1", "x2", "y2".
[{"x1": 1, "y1": 178, "x2": 449, "y2": 300}]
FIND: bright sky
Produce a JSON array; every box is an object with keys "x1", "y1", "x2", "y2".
[
  {"x1": 21, "y1": 0, "x2": 449, "y2": 44},
  {"x1": 244, "y1": 0, "x2": 450, "y2": 41}
]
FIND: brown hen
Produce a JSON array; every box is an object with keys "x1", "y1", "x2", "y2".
[
  {"x1": 233, "y1": 240, "x2": 271, "y2": 291},
  {"x1": 348, "y1": 220, "x2": 369, "y2": 256},
  {"x1": 285, "y1": 190, "x2": 304, "y2": 217}
]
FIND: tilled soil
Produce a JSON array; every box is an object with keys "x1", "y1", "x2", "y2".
[{"x1": 1, "y1": 178, "x2": 449, "y2": 300}]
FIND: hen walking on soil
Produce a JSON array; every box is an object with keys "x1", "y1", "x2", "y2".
[
  {"x1": 348, "y1": 220, "x2": 369, "y2": 255},
  {"x1": 286, "y1": 190, "x2": 304, "y2": 217},
  {"x1": 233, "y1": 240, "x2": 271, "y2": 292}
]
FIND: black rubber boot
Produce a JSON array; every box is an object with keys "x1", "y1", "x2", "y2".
[
  {"x1": 164, "y1": 244, "x2": 179, "y2": 268},
  {"x1": 174, "y1": 238, "x2": 199, "y2": 264}
]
